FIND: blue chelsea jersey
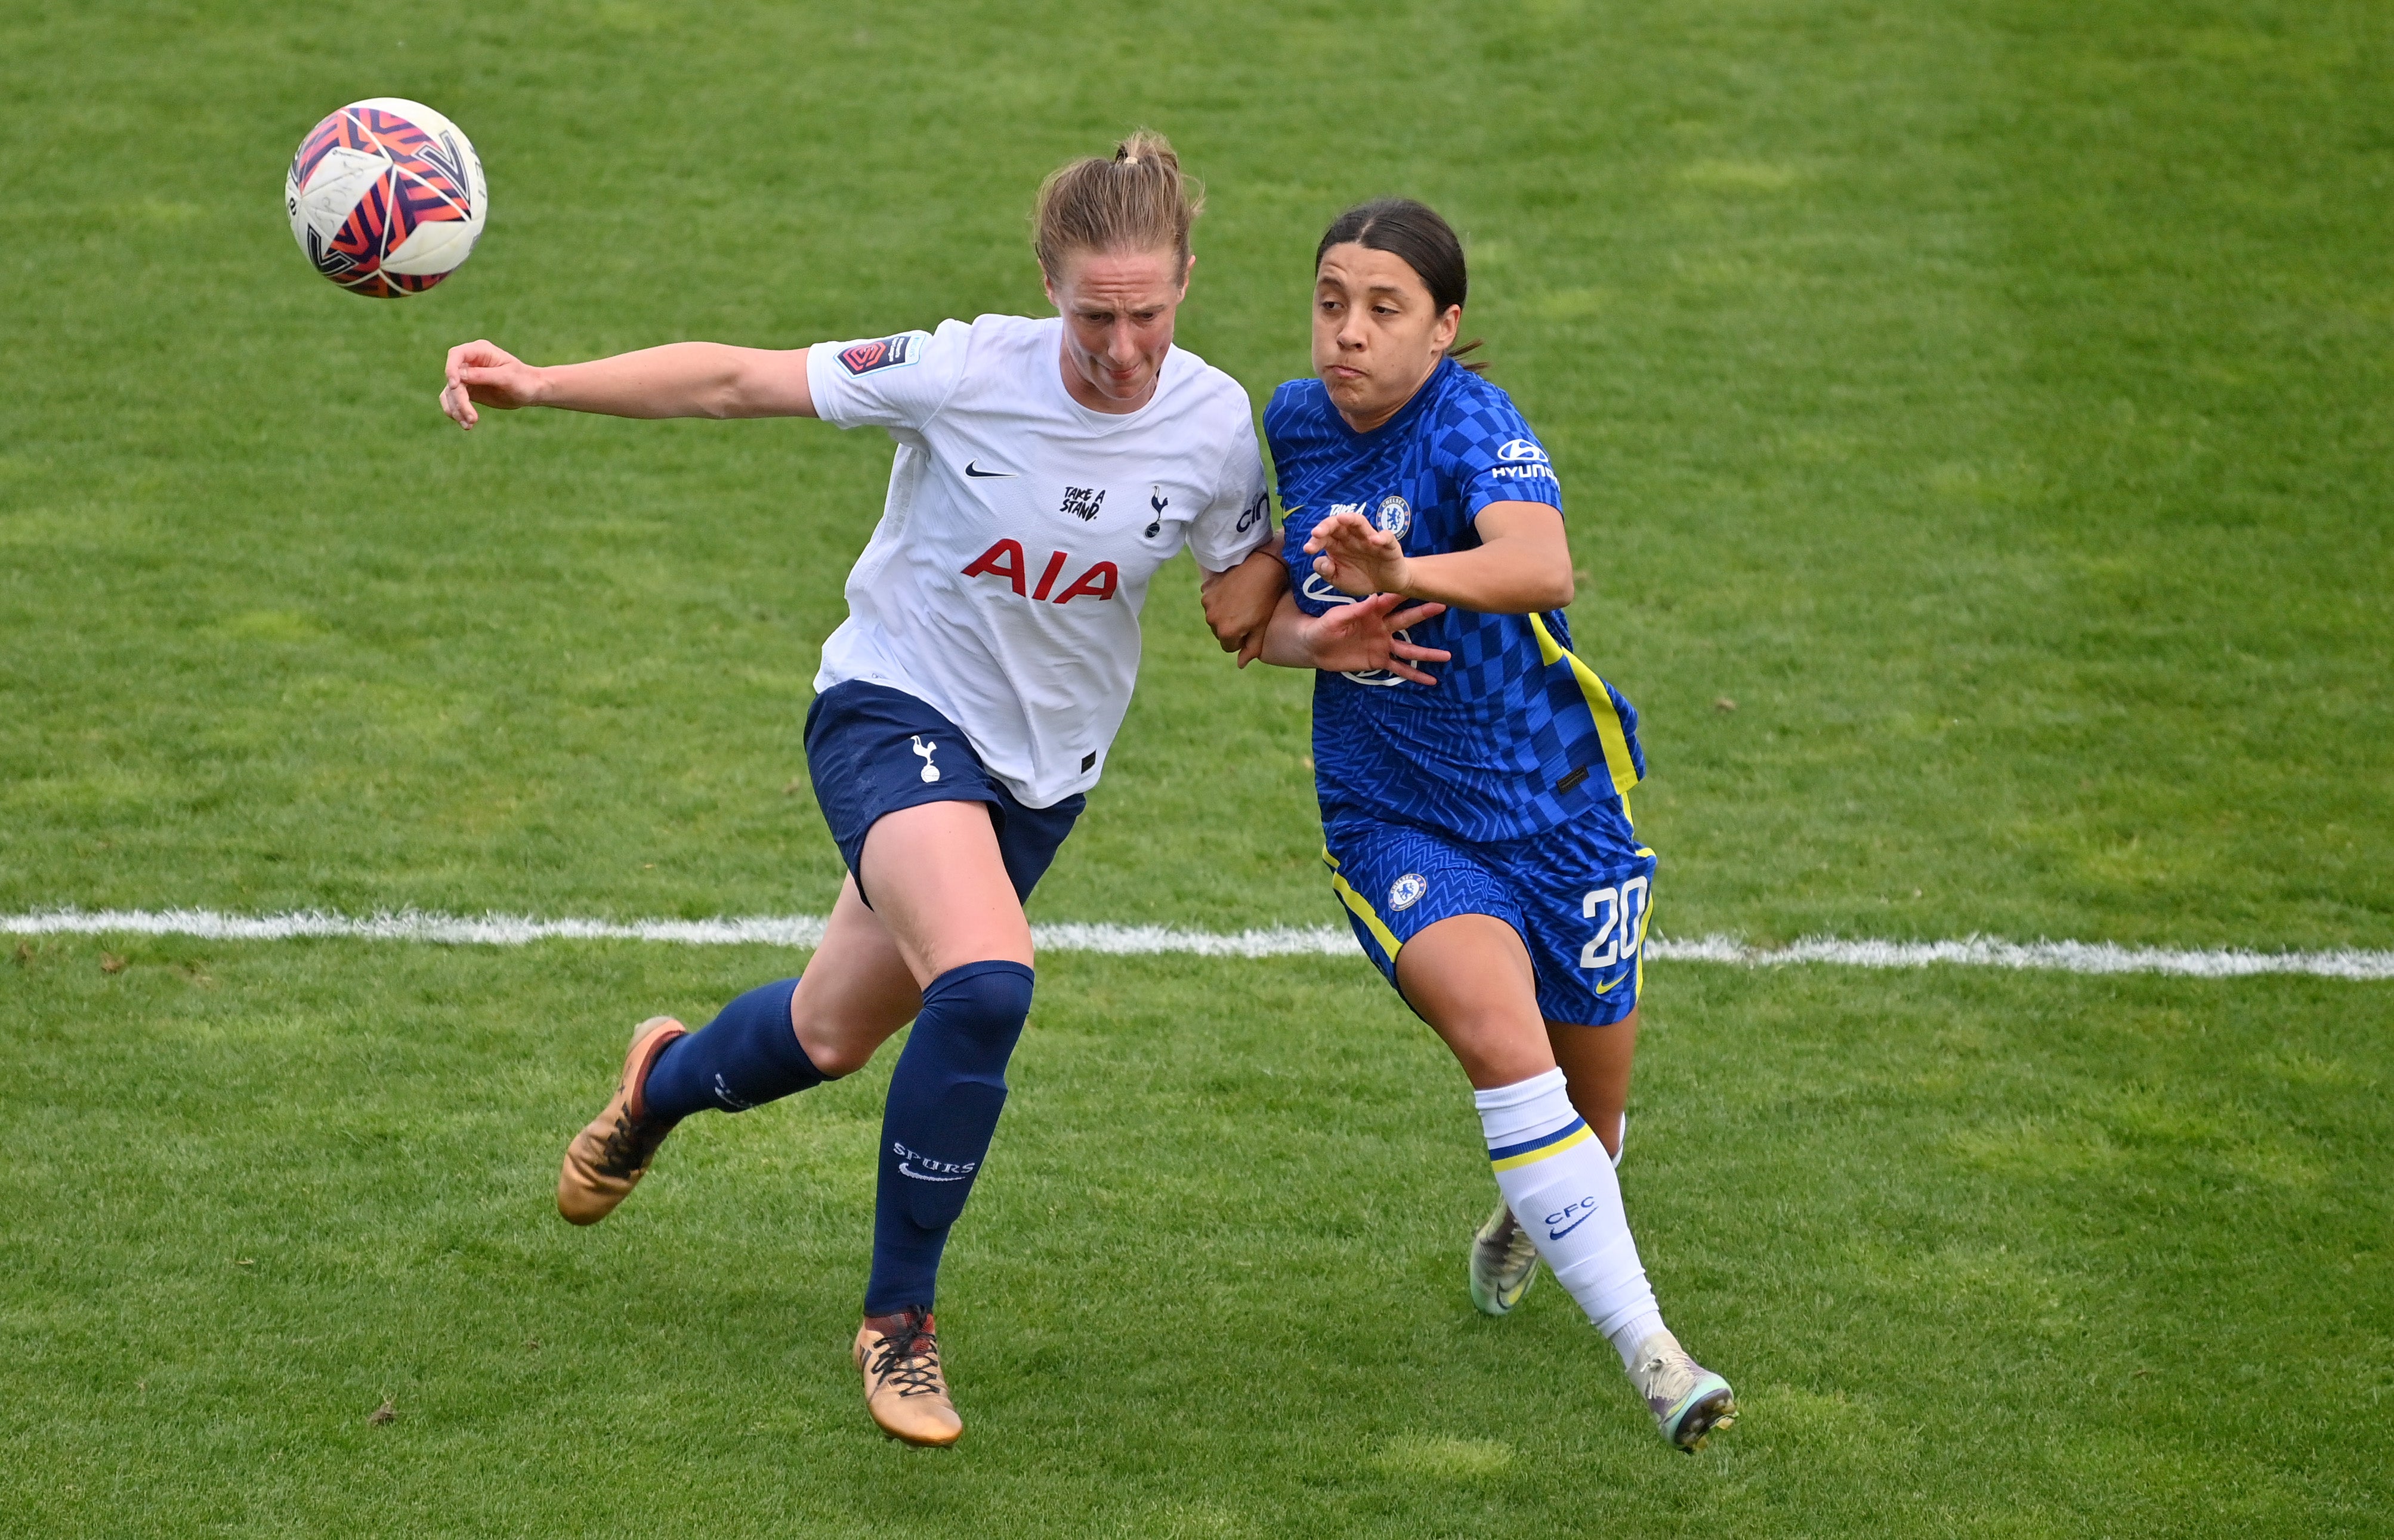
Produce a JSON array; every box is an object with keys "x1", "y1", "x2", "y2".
[{"x1": 1266, "y1": 358, "x2": 1647, "y2": 846}]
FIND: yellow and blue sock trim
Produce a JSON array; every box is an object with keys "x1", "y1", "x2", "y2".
[{"x1": 1488, "y1": 1115, "x2": 1595, "y2": 1173}]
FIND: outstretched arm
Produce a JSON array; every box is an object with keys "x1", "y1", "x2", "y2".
[
  {"x1": 1302, "y1": 502, "x2": 1573, "y2": 613},
  {"x1": 1256, "y1": 590, "x2": 1451, "y2": 684},
  {"x1": 438, "y1": 339, "x2": 817, "y2": 429}
]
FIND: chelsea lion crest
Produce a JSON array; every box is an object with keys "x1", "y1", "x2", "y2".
[
  {"x1": 1374, "y1": 494, "x2": 1412, "y2": 540},
  {"x1": 1388, "y1": 872, "x2": 1428, "y2": 910}
]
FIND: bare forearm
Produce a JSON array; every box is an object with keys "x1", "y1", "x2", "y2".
[
  {"x1": 1304, "y1": 503, "x2": 1573, "y2": 615},
  {"x1": 1258, "y1": 591, "x2": 1321, "y2": 669},
  {"x1": 533, "y1": 342, "x2": 813, "y2": 420},
  {"x1": 1386, "y1": 542, "x2": 1571, "y2": 613}
]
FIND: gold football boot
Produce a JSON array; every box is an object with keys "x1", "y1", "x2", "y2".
[
  {"x1": 556, "y1": 1016, "x2": 687, "y2": 1224},
  {"x1": 855, "y1": 1307, "x2": 963, "y2": 1446}
]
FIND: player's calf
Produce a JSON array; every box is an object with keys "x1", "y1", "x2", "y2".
[
  {"x1": 1475, "y1": 1069, "x2": 1734, "y2": 1451},
  {"x1": 862, "y1": 961, "x2": 1034, "y2": 1313},
  {"x1": 556, "y1": 978, "x2": 832, "y2": 1225},
  {"x1": 1468, "y1": 1112, "x2": 1623, "y2": 1317}
]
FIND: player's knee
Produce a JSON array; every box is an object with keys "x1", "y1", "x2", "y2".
[
  {"x1": 791, "y1": 969, "x2": 935, "y2": 1078},
  {"x1": 794, "y1": 1031, "x2": 873, "y2": 1081},
  {"x1": 789, "y1": 998, "x2": 892, "y2": 1080},
  {"x1": 1444, "y1": 1013, "x2": 1553, "y2": 1089},
  {"x1": 921, "y1": 960, "x2": 1035, "y2": 1069}
]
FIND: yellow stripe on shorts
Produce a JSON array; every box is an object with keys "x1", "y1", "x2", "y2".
[{"x1": 1323, "y1": 845, "x2": 1404, "y2": 964}]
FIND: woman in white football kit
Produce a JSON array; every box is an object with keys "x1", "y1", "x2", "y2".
[{"x1": 437, "y1": 135, "x2": 1441, "y2": 1446}]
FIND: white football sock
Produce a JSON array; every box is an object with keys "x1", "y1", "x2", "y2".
[{"x1": 1476, "y1": 1069, "x2": 1664, "y2": 1371}]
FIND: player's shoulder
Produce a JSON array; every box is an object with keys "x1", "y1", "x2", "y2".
[
  {"x1": 1265, "y1": 375, "x2": 1330, "y2": 417},
  {"x1": 901, "y1": 314, "x2": 1056, "y2": 406},
  {"x1": 941, "y1": 312, "x2": 1051, "y2": 369},
  {"x1": 1163, "y1": 341, "x2": 1249, "y2": 398},
  {"x1": 1424, "y1": 360, "x2": 1543, "y2": 461},
  {"x1": 1262, "y1": 376, "x2": 1337, "y2": 443},
  {"x1": 1426, "y1": 357, "x2": 1533, "y2": 429},
  {"x1": 823, "y1": 316, "x2": 976, "y2": 376},
  {"x1": 957, "y1": 312, "x2": 1051, "y2": 346}
]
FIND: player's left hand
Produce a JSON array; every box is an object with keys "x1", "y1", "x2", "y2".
[
  {"x1": 439, "y1": 339, "x2": 544, "y2": 430},
  {"x1": 1201, "y1": 546, "x2": 1290, "y2": 668},
  {"x1": 1303, "y1": 509, "x2": 1409, "y2": 598},
  {"x1": 1302, "y1": 592, "x2": 1449, "y2": 683}
]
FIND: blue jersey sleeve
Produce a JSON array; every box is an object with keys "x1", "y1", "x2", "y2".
[{"x1": 1436, "y1": 386, "x2": 1564, "y2": 518}]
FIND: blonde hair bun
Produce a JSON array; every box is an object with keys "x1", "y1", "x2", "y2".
[{"x1": 1036, "y1": 130, "x2": 1203, "y2": 274}]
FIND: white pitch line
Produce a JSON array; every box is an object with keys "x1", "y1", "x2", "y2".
[
  {"x1": 1644, "y1": 933, "x2": 2394, "y2": 981},
  {"x1": 3, "y1": 907, "x2": 2392, "y2": 980}
]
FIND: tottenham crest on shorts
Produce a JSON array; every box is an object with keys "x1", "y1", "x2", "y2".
[
  {"x1": 1374, "y1": 494, "x2": 1412, "y2": 540},
  {"x1": 1389, "y1": 872, "x2": 1428, "y2": 910}
]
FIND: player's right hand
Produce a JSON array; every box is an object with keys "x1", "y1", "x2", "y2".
[
  {"x1": 1303, "y1": 592, "x2": 1450, "y2": 684},
  {"x1": 1303, "y1": 509, "x2": 1410, "y2": 598},
  {"x1": 440, "y1": 340, "x2": 543, "y2": 429}
]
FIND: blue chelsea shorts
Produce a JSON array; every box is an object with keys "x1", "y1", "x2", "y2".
[
  {"x1": 804, "y1": 681, "x2": 1084, "y2": 906},
  {"x1": 1322, "y1": 814, "x2": 1658, "y2": 1027}
]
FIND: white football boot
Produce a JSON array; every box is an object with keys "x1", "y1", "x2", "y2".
[
  {"x1": 1468, "y1": 1204, "x2": 1543, "y2": 1316},
  {"x1": 1627, "y1": 1329, "x2": 1737, "y2": 1451}
]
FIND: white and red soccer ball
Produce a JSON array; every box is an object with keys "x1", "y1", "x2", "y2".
[{"x1": 286, "y1": 98, "x2": 486, "y2": 297}]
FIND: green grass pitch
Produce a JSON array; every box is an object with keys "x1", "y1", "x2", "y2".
[{"x1": 3, "y1": 0, "x2": 2391, "y2": 1534}]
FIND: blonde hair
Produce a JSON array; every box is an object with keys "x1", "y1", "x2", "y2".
[{"x1": 1033, "y1": 129, "x2": 1203, "y2": 277}]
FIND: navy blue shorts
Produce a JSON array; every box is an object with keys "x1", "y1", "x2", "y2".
[
  {"x1": 804, "y1": 681, "x2": 1083, "y2": 906},
  {"x1": 1321, "y1": 815, "x2": 1657, "y2": 1026}
]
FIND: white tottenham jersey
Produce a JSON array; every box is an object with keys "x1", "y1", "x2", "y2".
[{"x1": 808, "y1": 314, "x2": 1272, "y2": 808}]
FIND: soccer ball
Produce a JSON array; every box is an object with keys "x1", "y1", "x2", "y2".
[{"x1": 285, "y1": 98, "x2": 486, "y2": 298}]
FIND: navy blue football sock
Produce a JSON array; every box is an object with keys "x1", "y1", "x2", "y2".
[
  {"x1": 863, "y1": 960, "x2": 1035, "y2": 1315},
  {"x1": 641, "y1": 977, "x2": 827, "y2": 1122}
]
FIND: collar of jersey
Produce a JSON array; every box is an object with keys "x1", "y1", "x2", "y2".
[
  {"x1": 1325, "y1": 355, "x2": 1454, "y2": 444},
  {"x1": 1040, "y1": 316, "x2": 1184, "y2": 431}
]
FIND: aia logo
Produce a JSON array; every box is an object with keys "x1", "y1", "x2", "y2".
[
  {"x1": 963, "y1": 540, "x2": 1118, "y2": 603},
  {"x1": 1061, "y1": 485, "x2": 1105, "y2": 521}
]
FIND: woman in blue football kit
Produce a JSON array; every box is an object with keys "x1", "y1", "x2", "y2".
[{"x1": 1253, "y1": 200, "x2": 1737, "y2": 1451}]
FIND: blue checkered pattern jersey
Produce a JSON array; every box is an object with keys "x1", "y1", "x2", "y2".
[{"x1": 1267, "y1": 357, "x2": 1648, "y2": 846}]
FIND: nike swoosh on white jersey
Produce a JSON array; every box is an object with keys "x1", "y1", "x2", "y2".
[{"x1": 963, "y1": 461, "x2": 1014, "y2": 478}]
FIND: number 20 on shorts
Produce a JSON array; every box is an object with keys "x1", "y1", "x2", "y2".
[{"x1": 1580, "y1": 876, "x2": 1649, "y2": 970}]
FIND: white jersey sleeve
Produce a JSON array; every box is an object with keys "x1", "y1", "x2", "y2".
[
  {"x1": 1185, "y1": 407, "x2": 1274, "y2": 572},
  {"x1": 805, "y1": 320, "x2": 972, "y2": 435}
]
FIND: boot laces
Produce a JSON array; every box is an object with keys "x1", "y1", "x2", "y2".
[
  {"x1": 1500, "y1": 1212, "x2": 1540, "y2": 1270},
  {"x1": 1476, "y1": 1209, "x2": 1539, "y2": 1277},
  {"x1": 594, "y1": 1108, "x2": 671, "y2": 1178},
  {"x1": 1636, "y1": 1338, "x2": 1703, "y2": 1402},
  {"x1": 869, "y1": 1311, "x2": 946, "y2": 1399}
]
